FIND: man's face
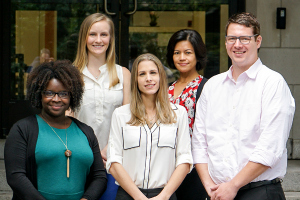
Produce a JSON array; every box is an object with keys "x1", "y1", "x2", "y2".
[
  {"x1": 226, "y1": 23, "x2": 262, "y2": 70},
  {"x1": 40, "y1": 53, "x2": 50, "y2": 63}
]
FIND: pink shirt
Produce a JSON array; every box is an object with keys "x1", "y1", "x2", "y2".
[{"x1": 192, "y1": 58, "x2": 295, "y2": 184}]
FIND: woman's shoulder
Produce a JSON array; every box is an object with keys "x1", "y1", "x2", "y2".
[
  {"x1": 13, "y1": 115, "x2": 37, "y2": 128},
  {"x1": 115, "y1": 64, "x2": 123, "y2": 72},
  {"x1": 115, "y1": 64, "x2": 130, "y2": 83},
  {"x1": 69, "y1": 116, "x2": 91, "y2": 130},
  {"x1": 114, "y1": 104, "x2": 131, "y2": 114},
  {"x1": 121, "y1": 66, "x2": 131, "y2": 80},
  {"x1": 8, "y1": 115, "x2": 38, "y2": 139},
  {"x1": 69, "y1": 117, "x2": 96, "y2": 139}
]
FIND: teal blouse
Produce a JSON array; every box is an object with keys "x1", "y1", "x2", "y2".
[{"x1": 35, "y1": 115, "x2": 94, "y2": 200}]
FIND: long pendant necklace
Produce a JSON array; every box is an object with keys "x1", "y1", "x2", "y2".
[{"x1": 42, "y1": 115, "x2": 72, "y2": 178}]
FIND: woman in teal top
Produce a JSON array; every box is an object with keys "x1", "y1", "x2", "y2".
[
  {"x1": 5, "y1": 60, "x2": 107, "y2": 200},
  {"x1": 35, "y1": 116, "x2": 94, "y2": 199}
]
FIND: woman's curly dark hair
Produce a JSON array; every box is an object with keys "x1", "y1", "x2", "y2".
[{"x1": 26, "y1": 60, "x2": 84, "y2": 112}]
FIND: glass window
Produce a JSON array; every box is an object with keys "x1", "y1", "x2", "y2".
[
  {"x1": 10, "y1": 1, "x2": 103, "y2": 99},
  {"x1": 9, "y1": 0, "x2": 229, "y2": 98},
  {"x1": 128, "y1": 1, "x2": 229, "y2": 83}
]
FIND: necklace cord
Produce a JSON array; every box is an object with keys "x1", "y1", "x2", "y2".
[{"x1": 41, "y1": 115, "x2": 68, "y2": 150}]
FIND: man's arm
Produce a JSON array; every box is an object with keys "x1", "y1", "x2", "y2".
[
  {"x1": 193, "y1": 84, "x2": 218, "y2": 197},
  {"x1": 195, "y1": 163, "x2": 217, "y2": 197},
  {"x1": 209, "y1": 162, "x2": 269, "y2": 200}
]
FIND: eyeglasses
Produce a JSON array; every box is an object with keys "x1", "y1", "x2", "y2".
[
  {"x1": 42, "y1": 91, "x2": 69, "y2": 99},
  {"x1": 225, "y1": 34, "x2": 258, "y2": 44}
]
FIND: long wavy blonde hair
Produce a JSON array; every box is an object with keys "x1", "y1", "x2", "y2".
[
  {"x1": 73, "y1": 13, "x2": 119, "y2": 88},
  {"x1": 128, "y1": 53, "x2": 176, "y2": 126}
]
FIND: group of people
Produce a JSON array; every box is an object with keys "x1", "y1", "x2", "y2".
[{"x1": 4, "y1": 11, "x2": 295, "y2": 200}]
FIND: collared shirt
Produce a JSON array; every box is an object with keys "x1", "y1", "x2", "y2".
[
  {"x1": 168, "y1": 75, "x2": 204, "y2": 136},
  {"x1": 192, "y1": 58, "x2": 295, "y2": 184},
  {"x1": 75, "y1": 64, "x2": 123, "y2": 151},
  {"x1": 107, "y1": 104, "x2": 193, "y2": 189}
]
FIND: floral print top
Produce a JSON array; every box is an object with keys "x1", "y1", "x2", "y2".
[{"x1": 168, "y1": 75, "x2": 203, "y2": 136}]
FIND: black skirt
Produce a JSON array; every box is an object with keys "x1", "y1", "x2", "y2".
[{"x1": 116, "y1": 186, "x2": 177, "y2": 200}]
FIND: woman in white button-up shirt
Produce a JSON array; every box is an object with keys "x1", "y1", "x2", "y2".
[
  {"x1": 107, "y1": 53, "x2": 193, "y2": 200},
  {"x1": 72, "y1": 13, "x2": 131, "y2": 200}
]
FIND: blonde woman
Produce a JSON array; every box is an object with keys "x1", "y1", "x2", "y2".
[
  {"x1": 106, "y1": 53, "x2": 193, "y2": 200},
  {"x1": 73, "y1": 13, "x2": 131, "y2": 200}
]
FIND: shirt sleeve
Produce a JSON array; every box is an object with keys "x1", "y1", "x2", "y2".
[
  {"x1": 4, "y1": 122, "x2": 47, "y2": 200},
  {"x1": 192, "y1": 83, "x2": 209, "y2": 164},
  {"x1": 175, "y1": 106, "x2": 193, "y2": 172},
  {"x1": 106, "y1": 109, "x2": 124, "y2": 172},
  {"x1": 249, "y1": 78, "x2": 295, "y2": 168}
]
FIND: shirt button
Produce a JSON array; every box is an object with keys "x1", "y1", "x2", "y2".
[{"x1": 226, "y1": 177, "x2": 230, "y2": 181}]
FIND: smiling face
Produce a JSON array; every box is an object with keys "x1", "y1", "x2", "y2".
[
  {"x1": 41, "y1": 78, "x2": 70, "y2": 118},
  {"x1": 226, "y1": 23, "x2": 262, "y2": 71},
  {"x1": 173, "y1": 40, "x2": 197, "y2": 74},
  {"x1": 137, "y1": 60, "x2": 160, "y2": 98},
  {"x1": 86, "y1": 20, "x2": 111, "y2": 58}
]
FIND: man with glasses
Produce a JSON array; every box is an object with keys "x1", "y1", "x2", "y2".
[{"x1": 192, "y1": 12, "x2": 295, "y2": 200}]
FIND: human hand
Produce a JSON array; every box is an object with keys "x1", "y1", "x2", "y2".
[
  {"x1": 203, "y1": 182, "x2": 218, "y2": 198},
  {"x1": 210, "y1": 182, "x2": 238, "y2": 200},
  {"x1": 148, "y1": 192, "x2": 170, "y2": 200}
]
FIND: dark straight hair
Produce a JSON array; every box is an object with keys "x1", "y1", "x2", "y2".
[{"x1": 166, "y1": 29, "x2": 207, "y2": 71}]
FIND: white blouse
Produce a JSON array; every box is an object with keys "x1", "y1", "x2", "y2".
[
  {"x1": 107, "y1": 103, "x2": 193, "y2": 189},
  {"x1": 75, "y1": 64, "x2": 124, "y2": 151}
]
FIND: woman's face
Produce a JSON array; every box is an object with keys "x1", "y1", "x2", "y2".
[
  {"x1": 137, "y1": 60, "x2": 160, "y2": 97},
  {"x1": 173, "y1": 40, "x2": 197, "y2": 74},
  {"x1": 41, "y1": 78, "x2": 70, "y2": 118},
  {"x1": 86, "y1": 20, "x2": 111, "y2": 57}
]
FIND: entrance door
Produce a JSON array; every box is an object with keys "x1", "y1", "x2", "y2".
[
  {"x1": 0, "y1": 0, "x2": 244, "y2": 138},
  {"x1": 123, "y1": 1, "x2": 240, "y2": 83}
]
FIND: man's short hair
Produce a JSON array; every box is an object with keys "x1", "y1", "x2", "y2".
[{"x1": 225, "y1": 12, "x2": 260, "y2": 39}]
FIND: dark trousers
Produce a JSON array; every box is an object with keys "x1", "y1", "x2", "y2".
[
  {"x1": 234, "y1": 182, "x2": 286, "y2": 200},
  {"x1": 116, "y1": 187, "x2": 177, "y2": 200},
  {"x1": 205, "y1": 182, "x2": 285, "y2": 200},
  {"x1": 176, "y1": 167, "x2": 209, "y2": 200}
]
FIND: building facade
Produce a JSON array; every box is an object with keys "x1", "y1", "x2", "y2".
[
  {"x1": 246, "y1": 0, "x2": 299, "y2": 159},
  {"x1": 1, "y1": 0, "x2": 298, "y2": 158}
]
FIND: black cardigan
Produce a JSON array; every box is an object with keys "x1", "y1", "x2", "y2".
[{"x1": 4, "y1": 115, "x2": 107, "y2": 200}]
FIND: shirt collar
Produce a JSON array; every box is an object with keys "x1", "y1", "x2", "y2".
[
  {"x1": 82, "y1": 66, "x2": 92, "y2": 79},
  {"x1": 171, "y1": 103, "x2": 178, "y2": 110},
  {"x1": 223, "y1": 58, "x2": 262, "y2": 82},
  {"x1": 99, "y1": 63, "x2": 107, "y2": 71},
  {"x1": 244, "y1": 58, "x2": 262, "y2": 79},
  {"x1": 82, "y1": 63, "x2": 107, "y2": 78}
]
